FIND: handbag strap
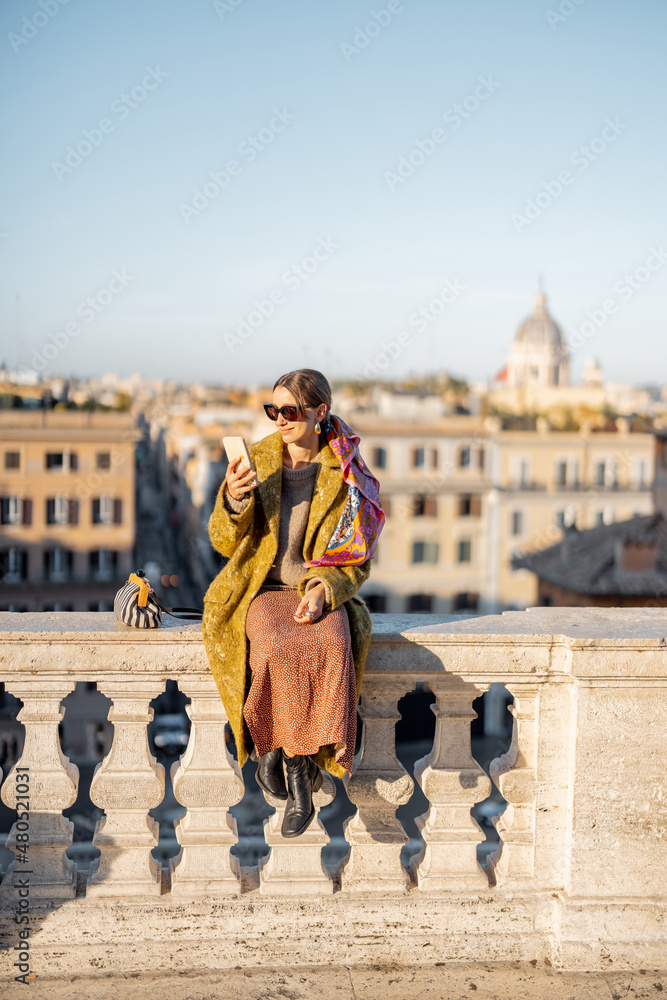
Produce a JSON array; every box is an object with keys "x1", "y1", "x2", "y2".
[{"x1": 153, "y1": 596, "x2": 203, "y2": 621}]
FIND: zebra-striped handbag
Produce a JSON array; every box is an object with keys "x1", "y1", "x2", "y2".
[{"x1": 114, "y1": 570, "x2": 202, "y2": 628}]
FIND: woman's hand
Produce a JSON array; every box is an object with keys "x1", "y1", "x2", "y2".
[
  {"x1": 226, "y1": 455, "x2": 258, "y2": 501},
  {"x1": 294, "y1": 583, "x2": 326, "y2": 624}
]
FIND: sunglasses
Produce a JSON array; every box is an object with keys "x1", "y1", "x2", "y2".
[{"x1": 263, "y1": 403, "x2": 306, "y2": 422}]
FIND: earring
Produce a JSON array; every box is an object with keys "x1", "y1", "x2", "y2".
[{"x1": 315, "y1": 421, "x2": 321, "y2": 435}]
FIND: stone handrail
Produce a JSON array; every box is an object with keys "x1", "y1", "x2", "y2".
[{"x1": 0, "y1": 608, "x2": 665, "y2": 975}]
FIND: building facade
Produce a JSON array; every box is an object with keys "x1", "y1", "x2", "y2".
[
  {"x1": 0, "y1": 410, "x2": 139, "y2": 611},
  {"x1": 358, "y1": 417, "x2": 654, "y2": 614}
]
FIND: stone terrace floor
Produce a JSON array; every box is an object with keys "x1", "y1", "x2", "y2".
[{"x1": 3, "y1": 964, "x2": 666, "y2": 1000}]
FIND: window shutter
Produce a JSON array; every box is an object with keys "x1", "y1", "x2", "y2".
[
  {"x1": 69, "y1": 500, "x2": 79, "y2": 525},
  {"x1": 20, "y1": 551, "x2": 28, "y2": 580},
  {"x1": 70, "y1": 453, "x2": 78, "y2": 471},
  {"x1": 470, "y1": 495, "x2": 482, "y2": 517},
  {"x1": 46, "y1": 499, "x2": 56, "y2": 525},
  {"x1": 66, "y1": 550, "x2": 74, "y2": 571},
  {"x1": 0, "y1": 499, "x2": 8, "y2": 525},
  {"x1": 92, "y1": 499, "x2": 100, "y2": 524},
  {"x1": 113, "y1": 499, "x2": 123, "y2": 524},
  {"x1": 22, "y1": 499, "x2": 32, "y2": 525},
  {"x1": 90, "y1": 550, "x2": 99, "y2": 572}
]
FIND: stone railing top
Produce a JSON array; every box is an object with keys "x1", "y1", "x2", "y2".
[
  {"x1": 0, "y1": 608, "x2": 665, "y2": 688},
  {"x1": 1, "y1": 607, "x2": 666, "y2": 643}
]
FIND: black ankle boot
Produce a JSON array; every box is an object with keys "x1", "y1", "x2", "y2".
[
  {"x1": 281, "y1": 755, "x2": 323, "y2": 838},
  {"x1": 256, "y1": 747, "x2": 287, "y2": 800}
]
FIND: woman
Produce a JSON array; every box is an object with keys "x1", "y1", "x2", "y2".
[{"x1": 202, "y1": 368, "x2": 384, "y2": 838}]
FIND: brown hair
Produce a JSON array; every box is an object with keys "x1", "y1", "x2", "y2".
[{"x1": 273, "y1": 368, "x2": 332, "y2": 418}]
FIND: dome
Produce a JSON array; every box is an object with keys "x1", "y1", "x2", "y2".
[{"x1": 514, "y1": 292, "x2": 566, "y2": 353}]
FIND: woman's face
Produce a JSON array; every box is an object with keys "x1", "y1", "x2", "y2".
[{"x1": 272, "y1": 386, "x2": 326, "y2": 445}]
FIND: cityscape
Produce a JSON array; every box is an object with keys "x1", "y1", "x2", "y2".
[
  {"x1": 2, "y1": 289, "x2": 665, "y2": 618},
  {"x1": 1, "y1": 0, "x2": 666, "y2": 991}
]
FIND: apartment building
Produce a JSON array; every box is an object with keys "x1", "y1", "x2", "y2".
[
  {"x1": 0, "y1": 410, "x2": 139, "y2": 611},
  {"x1": 358, "y1": 417, "x2": 654, "y2": 614}
]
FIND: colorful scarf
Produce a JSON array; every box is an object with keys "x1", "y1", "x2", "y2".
[{"x1": 305, "y1": 413, "x2": 385, "y2": 568}]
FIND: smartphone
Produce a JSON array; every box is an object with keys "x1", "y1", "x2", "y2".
[{"x1": 222, "y1": 436, "x2": 257, "y2": 482}]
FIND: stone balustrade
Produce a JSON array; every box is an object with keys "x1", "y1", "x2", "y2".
[{"x1": 0, "y1": 608, "x2": 665, "y2": 978}]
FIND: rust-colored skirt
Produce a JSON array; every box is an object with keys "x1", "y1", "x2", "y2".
[{"x1": 243, "y1": 586, "x2": 357, "y2": 774}]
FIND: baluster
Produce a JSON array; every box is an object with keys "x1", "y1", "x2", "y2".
[
  {"x1": 411, "y1": 681, "x2": 491, "y2": 890},
  {"x1": 487, "y1": 683, "x2": 538, "y2": 885},
  {"x1": 169, "y1": 679, "x2": 244, "y2": 896},
  {"x1": 87, "y1": 682, "x2": 165, "y2": 897},
  {"x1": 258, "y1": 768, "x2": 336, "y2": 895},
  {"x1": 340, "y1": 678, "x2": 414, "y2": 892},
  {"x1": 0, "y1": 684, "x2": 78, "y2": 899}
]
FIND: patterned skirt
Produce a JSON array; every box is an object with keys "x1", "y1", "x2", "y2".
[{"x1": 243, "y1": 586, "x2": 357, "y2": 773}]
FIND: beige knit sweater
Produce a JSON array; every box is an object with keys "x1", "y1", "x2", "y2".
[{"x1": 224, "y1": 459, "x2": 329, "y2": 598}]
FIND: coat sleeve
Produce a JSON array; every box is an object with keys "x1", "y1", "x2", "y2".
[
  {"x1": 207, "y1": 482, "x2": 256, "y2": 559},
  {"x1": 298, "y1": 560, "x2": 371, "y2": 611}
]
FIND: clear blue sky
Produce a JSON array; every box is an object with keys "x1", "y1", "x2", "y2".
[{"x1": 1, "y1": 0, "x2": 665, "y2": 386}]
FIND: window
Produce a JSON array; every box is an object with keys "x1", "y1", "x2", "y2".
[
  {"x1": 458, "y1": 446, "x2": 471, "y2": 469},
  {"x1": 46, "y1": 498, "x2": 78, "y2": 526},
  {"x1": 411, "y1": 494, "x2": 437, "y2": 517},
  {"x1": 430, "y1": 448, "x2": 438, "y2": 470},
  {"x1": 411, "y1": 447, "x2": 425, "y2": 469},
  {"x1": 90, "y1": 549, "x2": 118, "y2": 582},
  {"x1": 1, "y1": 498, "x2": 32, "y2": 526},
  {"x1": 89, "y1": 600, "x2": 114, "y2": 612},
  {"x1": 364, "y1": 594, "x2": 387, "y2": 613},
  {"x1": 556, "y1": 461, "x2": 568, "y2": 487},
  {"x1": 45, "y1": 452, "x2": 78, "y2": 472},
  {"x1": 453, "y1": 592, "x2": 478, "y2": 611},
  {"x1": 407, "y1": 593, "x2": 433, "y2": 612},
  {"x1": 4, "y1": 452, "x2": 20, "y2": 470},
  {"x1": 412, "y1": 541, "x2": 439, "y2": 564},
  {"x1": 458, "y1": 494, "x2": 481, "y2": 517},
  {"x1": 92, "y1": 497, "x2": 122, "y2": 525},
  {"x1": 0, "y1": 548, "x2": 28, "y2": 583},
  {"x1": 477, "y1": 448, "x2": 485, "y2": 471},
  {"x1": 510, "y1": 456, "x2": 530, "y2": 488},
  {"x1": 457, "y1": 539, "x2": 472, "y2": 563},
  {"x1": 43, "y1": 602, "x2": 74, "y2": 612},
  {"x1": 631, "y1": 457, "x2": 648, "y2": 489},
  {"x1": 372, "y1": 447, "x2": 387, "y2": 470},
  {"x1": 511, "y1": 510, "x2": 524, "y2": 536},
  {"x1": 96, "y1": 452, "x2": 111, "y2": 471},
  {"x1": 43, "y1": 548, "x2": 73, "y2": 583}
]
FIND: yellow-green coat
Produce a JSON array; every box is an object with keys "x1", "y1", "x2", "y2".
[{"x1": 202, "y1": 429, "x2": 372, "y2": 777}]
